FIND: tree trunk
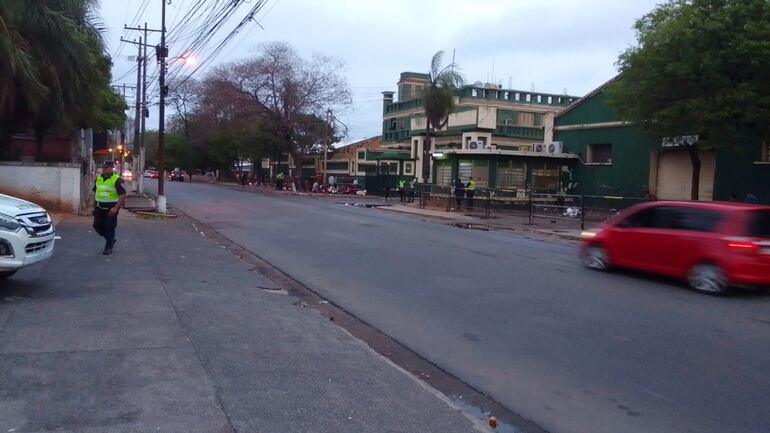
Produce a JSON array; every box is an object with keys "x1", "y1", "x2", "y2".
[
  {"x1": 293, "y1": 153, "x2": 303, "y2": 190},
  {"x1": 688, "y1": 147, "x2": 701, "y2": 201},
  {"x1": 36, "y1": 133, "x2": 44, "y2": 161},
  {"x1": 422, "y1": 120, "x2": 432, "y2": 183}
]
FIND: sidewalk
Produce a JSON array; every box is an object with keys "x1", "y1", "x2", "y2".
[
  {"x1": 379, "y1": 202, "x2": 588, "y2": 241},
  {"x1": 0, "y1": 213, "x2": 487, "y2": 433}
]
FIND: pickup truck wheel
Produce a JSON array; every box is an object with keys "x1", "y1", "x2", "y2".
[{"x1": 0, "y1": 270, "x2": 17, "y2": 279}]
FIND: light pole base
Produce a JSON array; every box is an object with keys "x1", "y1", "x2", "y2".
[{"x1": 156, "y1": 195, "x2": 167, "y2": 213}]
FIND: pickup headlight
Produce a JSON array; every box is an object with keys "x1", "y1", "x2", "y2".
[{"x1": 0, "y1": 213, "x2": 22, "y2": 232}]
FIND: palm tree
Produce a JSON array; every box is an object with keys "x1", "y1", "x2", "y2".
[
  {"x1": 0, "y1": 0, "x2": 117, "y2": 148},
  {"x1": 421, "y1": 51, "x2": 463, "y2": 183}
]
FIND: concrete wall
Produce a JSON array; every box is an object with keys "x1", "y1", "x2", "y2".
[{"x1": 0, "y1": 162, "x2": 81, "y2": 212}]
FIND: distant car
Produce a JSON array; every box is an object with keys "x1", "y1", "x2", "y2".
[
  {"x1": 581, "y1": 201, "x2": 770, "y2": 295},
  {"x1": 150, "y1": 170, "x2": 159, "y2": 179},
  {"x1": 169, "y1": 171, "x2": 185, "y2": 182},
  {"x1": 0, "y1": 194, "x2": 56, "y2": 279},
  {"x1": 143, "y1": 169, "x2": 154, "y2": 178},
  {"x1": 122, "y1": 169, "x2": 133, "y2": 180}
]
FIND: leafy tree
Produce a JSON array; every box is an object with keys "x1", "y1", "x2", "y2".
[
  {"x1": 422, "y1": 51, "x2": 463, "y2": 183},
  {"x1": 0, "y1": 0, "x2": 126, "y2": 150},
  {"x1": 609, "y1": 0, "x2": 770, "y2": 199}
]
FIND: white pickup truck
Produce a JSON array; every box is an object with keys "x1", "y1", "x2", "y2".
[{"x1": 0, "y1": 194, "x2": 56, "y2": 279}]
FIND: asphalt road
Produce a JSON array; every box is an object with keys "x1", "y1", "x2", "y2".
[{"x1": 150, "y1": 180, "x2": 770, "y2": 433}]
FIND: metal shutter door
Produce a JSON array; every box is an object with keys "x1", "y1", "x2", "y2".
[
  {"x1": 656, "y1": 151, "x2": 692, "y2": 200},
  {"x1": 698, "y1": 151, "x2": 715, "y2": 201},
  {"x1": 656, "y1": 150, "x2": 715, "y2": 201}
]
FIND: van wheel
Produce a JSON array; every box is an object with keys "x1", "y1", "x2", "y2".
[
  {"x1": 687, "y1": 263, "x2": 729, "y2": 295},
  {"x1": 582, "y1": 245, "x2": 609, "y2": 271},
  {"x1": 0, "y1": 270, "x2": 17, "y2": 279}
]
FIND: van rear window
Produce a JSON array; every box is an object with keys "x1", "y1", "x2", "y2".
[{"x1": 747, "y1": 211, "x2": 770, "y2": 238}]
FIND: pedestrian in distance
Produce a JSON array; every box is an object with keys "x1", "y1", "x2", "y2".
[
  {"x1": 454, "y1": 178, "x2": 465, "y2": 209},
  {"x1": 399, "y1": 178, "x2": 406, "y2": 203},
  {"x1": 466, "y1": 176, "x2": 477, "y2": 209},
  {"x1": 407, "y1": 178, "x2": 416, "y2": 203},
  {"x1": 92, "y1": 161, "x2": 126, "y2": 255},
  {"x1": 384, "y1": 185, "x2": 391, "y2": 200}
]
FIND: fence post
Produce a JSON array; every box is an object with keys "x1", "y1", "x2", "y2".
[
  {"x1": 580, "y1": 195, "x2": 585, "y2": 231},
  {"x1": 528, "y1": 190, "x2": 533, "y2": 225}
]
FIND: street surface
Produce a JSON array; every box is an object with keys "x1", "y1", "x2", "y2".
[{"x1": 151, "y1": 180, "x2": 770, "y2": 433}]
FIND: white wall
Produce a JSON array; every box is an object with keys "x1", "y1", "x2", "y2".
[{"x1": 0, "y1": 162, "x2": 81, "y2": 212}]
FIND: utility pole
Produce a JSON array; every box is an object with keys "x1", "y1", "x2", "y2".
[
  {"x1": 323, "y1": 109, "x2": 331, "y2": 186},
  {"x1": 124, "y1": 23, "x2": 159, "y2": 194},
  {"x1": 157, "y1": 0, "x2": 168, "y2": 212},
  {"x1": 139, "y1": 23, "x2": 148, "y2": 194},
  {"x1": 125, "y1": 6, "x2": 167, "y2": 212},
  {"x1": 133, "y1": 37, "x2": 142, "y2": 192},
  {"x1": 121, "y1": 83, "x2": 127, "y2": 173}
]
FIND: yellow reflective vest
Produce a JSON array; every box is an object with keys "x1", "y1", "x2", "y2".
[{"x1": 95, "y1": 174, "x2": 121, "y2": 202}]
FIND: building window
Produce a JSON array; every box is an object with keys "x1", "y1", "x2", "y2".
[
  {"x1": 587, "y1": 143, "x2": 613, "y2": 164},
  {"x1": 518, "y1": 112, "x2": 535, "y2": 127},
  {"x1": 526, "y1": 94, "x2": 532, "y2": 102},
  {"x1": 547, "y1": 96, "x2": 553, "y2": 104},
  {"x1": 326, "y1": 162, "x2": 349, "y2": 171},
  {"x1": 497, "y1": 160, "x2": 526, "y2": 189},
  {"x1": 404, "y1": 162, "x2": 414, "y2": 175},
  {"x1": 358, "y1": 151, "x2": 365, "y2": 160},
  {"x1": 472, "y1": 89, "x2": 478, "y2": 97},
  {"x1": 514, "y1": 92, "x2": 520, "y2": 101},
  {"x1": 537, "y1": 95, "x2": 542, "y2": 103},
  {"x1": 531, "y1": 162, "x2": 560, "y2": 192},
  {"x1": 435, "y1": 160, "x2": 452, "y2": 185},
  {"x1": 458, "y1": 159, "x2": 489, "y2": 187}
]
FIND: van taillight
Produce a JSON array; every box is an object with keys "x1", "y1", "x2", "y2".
[{"x1": 727, "y1": 241, "x2": 759, "y2": 252}]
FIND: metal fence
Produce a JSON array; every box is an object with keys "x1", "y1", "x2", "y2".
[{"x1": 417, "y1": 184, "x2": 645, "y2": 229}]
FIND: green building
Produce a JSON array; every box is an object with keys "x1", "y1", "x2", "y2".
[
  {"x1": 382, "y1": 72, "x2": 581, "y2": 192},
  {"x1": 554, "y1": 77, "x2": 770, "y2": 203}
]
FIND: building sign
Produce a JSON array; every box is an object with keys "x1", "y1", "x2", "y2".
[{"x1": 662, "y1": 135, "x2": 699, "y2": 148}]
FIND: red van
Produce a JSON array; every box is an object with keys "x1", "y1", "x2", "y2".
[{"x1": 581, "y1": 201, "x2": 770, "y2": 295}]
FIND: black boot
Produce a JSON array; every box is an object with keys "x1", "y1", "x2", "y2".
[{"x1": 102, "y1": 238, "x2": 115, "y2": 255}]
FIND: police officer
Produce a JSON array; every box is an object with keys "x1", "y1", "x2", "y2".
[
  {"x1": 93, "y1": 161, "x2": 126, "y2": 255},
  {"x1": 398, "y1": 178, "x2": 407, "y2": 203},
  {"x1": 466, "y1": 176, "x2": 477, "y2": 209}
]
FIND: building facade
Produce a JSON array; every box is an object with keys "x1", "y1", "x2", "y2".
[
  {"x1": 322, "y1": 136, "x2": 414, "y2": 192},
  {"x1": 554, "y1": 76, "x2": 770, "y2": 203},
  {"x1": 382, "y1": 72, "x2": 581, "y2": 192}
]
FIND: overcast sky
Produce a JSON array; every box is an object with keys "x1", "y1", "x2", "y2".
[{"x1": 101, "y1": 0, "x2": 661, "y2": 143}]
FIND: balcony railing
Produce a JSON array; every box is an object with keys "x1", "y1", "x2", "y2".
[
  {"x1": 383, "y1": 130, "x2": 411, "y2": 142},
  {"x1": 494, "y1": 125, "x2": 544, "y2": 140}
]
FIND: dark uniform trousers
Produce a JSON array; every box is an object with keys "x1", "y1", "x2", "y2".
[{"x1": 93, "y1": 203, "x2": 118, "y2": 244}]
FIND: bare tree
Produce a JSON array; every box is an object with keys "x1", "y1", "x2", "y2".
[
  {"x1": 218, "y1": 42, "x2": 351, "y2": 179},
  {"x1": 167, "y1": 78, "x2": 200, "y2": 140}
]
